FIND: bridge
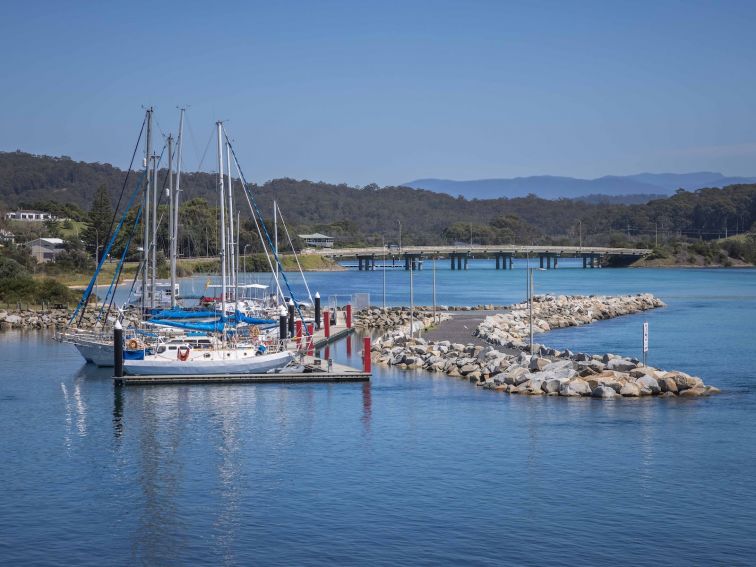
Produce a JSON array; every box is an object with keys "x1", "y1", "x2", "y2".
[{"x1": 305, "y1": 245, "x2": 651, "y2": 270}]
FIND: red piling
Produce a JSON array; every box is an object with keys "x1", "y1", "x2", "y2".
[
  {"x1": 323, "y1": 309, "x2": 330, "y2": 338},
  {"x1": 346, "y1": 304, "x2": 352, "y2": 328},
  {"x1": 363, "y1": 337, "x2": 371, "y2": 373},
  {"x1": 295, "y1": 320, "x2": 302, "y2": 348}
]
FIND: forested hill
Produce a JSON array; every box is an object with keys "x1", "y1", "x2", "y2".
[{"x1": 1, "y1": 150, "x2": 755, "y2": 248}]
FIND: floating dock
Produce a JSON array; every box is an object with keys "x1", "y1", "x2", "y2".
[{"x1": 116, "y1": 357, "x2": 370, "y2": 386}]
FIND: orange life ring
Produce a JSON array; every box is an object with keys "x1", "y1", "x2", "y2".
[
  {"x1": 177, "y1": 346, "x2": 191, "y2": 361},
  {"x1": 127, "y1": 338, "x2": 139, "y2": 350}
]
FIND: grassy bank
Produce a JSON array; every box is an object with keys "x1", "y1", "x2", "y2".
[
  {"x1": 628, "y1": 236, "x2": 756, "y2": 268},
  {"x1": 37, "y1": 253, "x2": 343, "y2": 288}
]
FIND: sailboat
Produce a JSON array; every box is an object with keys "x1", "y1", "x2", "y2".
[{"x1": 123, "y1": 121, "x2": 295, "y2": 376}]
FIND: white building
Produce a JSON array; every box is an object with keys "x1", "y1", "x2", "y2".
[
  {"x1": 24, "y1": 237, "x2": 65, "y2": 263},
  {"x1": 0, "y1": 229, "x2": 15, "y2": 244},
  {"x1": 5, "y1": 210, "x2": 58, "y2": 222},
  {"x1": 298, "y1": 233, "x2": 334, "y2": 248}
]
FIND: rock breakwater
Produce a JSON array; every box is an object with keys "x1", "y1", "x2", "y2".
[
  {"x1": 371, "y1": 330, "x2": 718, "y2": 398},
  {"x1": 368, "y1": 294, "x2": 718, "y2": 398},
  {"x1": 476, "y1": 293, "x2": 664, "y2": 349}
]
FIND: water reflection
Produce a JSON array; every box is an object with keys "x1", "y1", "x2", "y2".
[{"x1": 113, "y1": 385, "x2": 123, "y2": 439}]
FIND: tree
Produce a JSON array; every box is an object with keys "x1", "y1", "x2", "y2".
[{"x1": 81, "y1": 185, "x2": 113, "y2": 261}]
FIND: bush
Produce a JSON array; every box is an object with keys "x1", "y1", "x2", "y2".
[
  {"x1": 0, "y1": 256, "x2": 28, "y2": 279},
  {"x1": 0, "y1": 276, "x2": 77, "y2": 304}
]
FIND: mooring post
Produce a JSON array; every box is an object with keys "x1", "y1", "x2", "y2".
[
  {"x1": 287, "y1": 299, "x2": 295, "y2": 337},
  {"x1": 346, "y1": 304, "x2": 352, "y2": 328},
  {"x1": 114, "y1": 320, "x2": 123, "y2": 379},
  {"x1": 323, "y1": 309, "x2": 331, "y2": 338},
  {"x1": 314, "y1": 291, "x2": 321, "y2": 330},
  {"x1": 279, "y1": 305, "x2": 288, "y2": 340},
  {"x1": 363, "y1": 337, "x2": 372, "y2": 373}
]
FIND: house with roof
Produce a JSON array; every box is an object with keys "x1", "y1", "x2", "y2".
[
  {"x1": 5, "y1": 210, "x2": 60, "y2": 222},
  {"x1": 298, "y1": 233, "x2": 334, "y2": 248},
  {"x1": 24, "y1": 237, "x2": 65, "y2": 263}
]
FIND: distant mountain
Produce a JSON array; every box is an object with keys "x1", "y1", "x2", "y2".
[{"x1": 403, "y1": 172, "x2": 756, "y2": 201}]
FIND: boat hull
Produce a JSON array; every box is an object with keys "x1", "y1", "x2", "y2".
[
  {"x1": 74, "y1": 340, "x2": 115, "y2": 367},
  {"x1": 123, "y1": 350, "x2": 294, "y2": 376}
]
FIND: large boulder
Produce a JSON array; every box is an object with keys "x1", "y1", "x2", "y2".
[
  {"x1": 666, "y1": 372, "x2": 704, "y2": 392},
  {"x1": 620, "y1": 383, "x2": 641, "y2": 397},
  {"x1": 592, "y1": 385, "x2": 618, "y2": 399},
  {"x1": 636, "y1": 375, "x2": 661, "y2": 395},
  {"x1": 606, "y1": 358, "x2": 637, "y2": 372},
  {"x1": 543, "y1": 379, "x2": 562, "y2": 394},
  {"x1": 658, "y1": 377, "x2": 678, "y2": 393},
  {"x1": 559, "y1": 378, "x2": 592, "y2": 397},
  {"x1": 529, "y1": 357, "x2": 549, "y2": 372}
]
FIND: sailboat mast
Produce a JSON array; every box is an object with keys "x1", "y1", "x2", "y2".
[
  {"x1": 226, "y1": 141, "x2": 236, "y2": 301},
  {"x1": 168, "y1": 134, "x2": 176, "y2": 308},
  {"x1": 173, "y1": 108, "x2": 185, "y2": 296},
  {"x1": 142, "y1": 107, "x2": 152, "y2": 314},
  {"x1": 274, "y1": 200, "x2": 279, "y2": 305},
  {"x1": 216, "y1": 122, "x2": 227, "y2": 336},
  {"x1": 150, "y1": 149, "x2": 158, "y2": 308}
]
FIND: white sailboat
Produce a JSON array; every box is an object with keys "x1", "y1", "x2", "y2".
[{"x1": 124, "y1": 121, "x2": 294, "y2": 376}]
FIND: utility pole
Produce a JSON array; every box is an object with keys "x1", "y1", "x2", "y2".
[
  {"x1": 382, "y1": 236, "x2": 386, "y2": 309},
  {"x1": 409, "y1": 257, "x2": 414, "y2": 339},
  {"x1": 432, "y1": 254, "x2": 437, "y2": 324}
]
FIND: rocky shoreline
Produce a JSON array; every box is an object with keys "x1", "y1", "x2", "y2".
[
  {"x1": 0, "y1": 308, "x2": 137, "y2": 331},
  {"x1": 476, "y1": 293, "x2": 664, "y2": 349},
  {"x1": 370, "y1": 295, "x2": 719, "y2": 399}
]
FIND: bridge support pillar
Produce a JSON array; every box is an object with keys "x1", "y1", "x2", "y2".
[
  {"x1": 357, "y1": 255, "x2": 375, "y2": 271},
  {"x1": 539, "y1": 255, "x2": 544, "y2": 269},
  {"x1": 495, "y1": 253, "x2": 512, "y2": 270},
  {"x1": 450, "y1": 255, "x2": 455, "y2": 270}
]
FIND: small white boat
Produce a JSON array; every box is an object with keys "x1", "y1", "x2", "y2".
[{"x1": 123, "y1": 344, "x2": 294, "y2": 376}]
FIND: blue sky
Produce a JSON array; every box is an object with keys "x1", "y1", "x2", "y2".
[{"x1": 2, "y1": 0, "x2": 755, "y2": 186}]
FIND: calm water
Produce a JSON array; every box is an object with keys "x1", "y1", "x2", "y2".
[{"x1": 2, "y1": 265, "x2": 755, "y2": 566}]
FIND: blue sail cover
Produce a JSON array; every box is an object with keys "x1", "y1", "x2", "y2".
[
  {"x1": 148, "y1": 309, "x2": 218, "y2": 320},
  {"x1": 149, "y1": 319, "x2": 226, "y2": 333}
]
